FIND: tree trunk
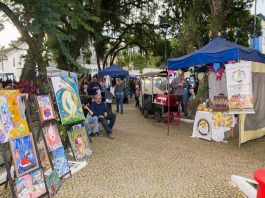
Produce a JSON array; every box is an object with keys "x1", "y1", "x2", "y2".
[{"x1": 0, "y1": 2, "x2": 48, "y2": 91}]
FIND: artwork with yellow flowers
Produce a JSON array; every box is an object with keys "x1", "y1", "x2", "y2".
[
  {"x1": 0, "y1": 90, "x2": 30, "y2": 143},
  {"x1": 51, "y1": 77, "x2": 85, "y2": 125}
]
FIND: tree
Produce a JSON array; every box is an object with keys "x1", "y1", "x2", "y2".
[{"x1": 0, "y1": 1, "x2": 48, "y2": 90}]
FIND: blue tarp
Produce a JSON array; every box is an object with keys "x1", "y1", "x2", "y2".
[
  {"x1": 98, "y1": 64, "x2": 129, "y2": 77},
  {"x1": 168, "y1": 38, "x2": 265, "y2": 70}
]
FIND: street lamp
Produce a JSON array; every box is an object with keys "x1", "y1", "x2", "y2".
[{"x1": 159, "y1": 23, "x2": 171, "y2": 136}]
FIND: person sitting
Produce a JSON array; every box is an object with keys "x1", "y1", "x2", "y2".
[
  {"x1": 90, "y1": 94, "x2": 116, "y2": 139},
  {"x1": 82, "y1": 98, "x2": 100, "y2": 137}
]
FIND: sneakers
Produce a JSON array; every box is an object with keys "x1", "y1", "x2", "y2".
[{"x1": 108, "y1": 134, "x2": 114, "y2": 139}]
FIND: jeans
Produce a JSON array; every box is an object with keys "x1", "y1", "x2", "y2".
[
  {"x1": 83, "y1": 114, "x2": 99, "y2": 135},
  {"x1": 116, "y1": 93, "x2": 124, "y2": 114},
  {"x1": 176, "y1": 95, "x2": 188, "y2": 117},
  {"x1": 106, "y1": 102, "x2": 112, "y2": 113},
  {"x1": 98, "y1": 113, "x2": 116, "y2": 135}
]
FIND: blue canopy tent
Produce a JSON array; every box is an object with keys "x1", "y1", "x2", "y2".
[
  {"x1": 168, "y1": 38, "x2": 265, "y2": 70},
  {"x1": 98, "y1": 64, "x2": 129, "y2": 77}
]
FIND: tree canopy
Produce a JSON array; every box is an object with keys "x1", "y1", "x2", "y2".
[{"x1": 0, "y1": 0, "x2": 261, "y2": 85}]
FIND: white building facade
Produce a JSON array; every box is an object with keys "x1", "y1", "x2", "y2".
[{"x1": 0, "y1": 42, "x2": 28, "y2": 80}]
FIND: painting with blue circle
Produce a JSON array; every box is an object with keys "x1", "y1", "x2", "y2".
[
  {"x1": 51, "y1": 76, "x2": 85, "y2": 125},
  {"x1": 10, "y1": 134, "x2": 39, "y2": 177}
]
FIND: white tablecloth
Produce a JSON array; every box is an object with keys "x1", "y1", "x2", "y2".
[{"x1": 192, "y1": 111, "x2": 236, "y2": 142}]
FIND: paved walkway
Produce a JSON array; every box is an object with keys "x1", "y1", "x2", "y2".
[{"x1": 1, "y1": 101, "x2": 265, "y2": 197}]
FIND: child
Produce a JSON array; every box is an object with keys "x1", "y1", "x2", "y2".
[{"x1": 105, "y1": 87, "x2": 113, "y2": 114}]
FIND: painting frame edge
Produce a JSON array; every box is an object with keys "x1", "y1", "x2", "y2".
[{"x1": 9, "y1": 133, "x2": 40, "y2": 178}]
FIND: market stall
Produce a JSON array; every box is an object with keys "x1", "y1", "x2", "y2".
[{"x1": 168, "y1": 38, "x2": 265, "y2": 144}]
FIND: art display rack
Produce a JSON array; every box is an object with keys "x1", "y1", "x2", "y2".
[
  {"x1": 33, "y1": 93, "x2": 72, "y2": 180},
  {"x1": 46, "y1": 76, "x2": 90, "y2": 162},
  {"x1": 0, "y1": 94, "x2": 49, "y2": 198}
]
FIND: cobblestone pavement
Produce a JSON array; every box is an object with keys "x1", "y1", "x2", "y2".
[{"x1": 1, "y1": 102, "x2": 265, "y2": 197}]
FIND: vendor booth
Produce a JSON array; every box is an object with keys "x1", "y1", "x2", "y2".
[
  {"x1": 98, "y1": 64, "x2": 129, "y2": 78},
  {"x1": 98, "y1": 64, "x2": 129, "y2": 102},
  {"x1": 168, "y1": 38, "x2": 265, "y2": 145}
]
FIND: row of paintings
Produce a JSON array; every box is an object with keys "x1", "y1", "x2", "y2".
[{"x1": 15, "y1": 168, "x2": 61, "y2": 198}]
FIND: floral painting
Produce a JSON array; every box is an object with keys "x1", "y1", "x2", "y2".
[
  {"x1": 67, "y1": 127, "x2": 93, "y2": 161},
  {"x1": 52, "y1": 146, "x2": 70, "y2": 178},
  {"x1": 10, "y1": 134, "x2": 39, "y2": 177},
  {"x1": 43, "y1": 124, "x2": 62, "y2": 152},
  {"x1": 36, "y1": 94, "x2": 56, "y2": 123},
  {"x1": 15, "y1": 168, "x2": 46, "y2": 198},
  {"x1": 37, "y1": 140, "x2": 51, "y2": 173},
  {"x1": 51, "y1": 77, "x2": 85, "y2": 125},
  {"x1": 0, "y1": 90, "x2": 30, "y2": 139},
  {"x1": 45, "y1": 169, "x2": 61, "y2": 198}
]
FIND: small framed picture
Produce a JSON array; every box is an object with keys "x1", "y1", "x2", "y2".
[
  {"x1": 35, "y1": 94, "x2": 56, "y2": 124},
  {"x1": 9, "y1": 133, "x2": 39, "y2": 177}
]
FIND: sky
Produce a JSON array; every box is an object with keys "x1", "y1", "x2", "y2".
[{"x1": 0, "y1": 0, "x2": 265, "y2": 48}]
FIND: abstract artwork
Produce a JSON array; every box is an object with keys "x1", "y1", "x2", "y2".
[
  {"x1": 15, "y1": 169, "x2": 46, "y2": 198},
  {"x1": 52, "y1": 146, "x2": 70, "y2": 178},
  {"x1": 45, "y1": 169, "x2": 61, "y2": 198},
  {"x1": 43, "y1": 124, "x2": 62, "y2": 152},
  {"x1": 0, "y1": 90, "x2": 30, "y2": 139},
  {"x1": 10, "y1": 134, "x2": 39, "y2": 177},
  {"x1": 0, "y1": 94, "x2": 13, "y2": 143},
  {"x1": 37, "y1": 140, "x2": 51, "y2": 173},
  {"x1": 51, "y1": 77, "x2": 85, "y2": 125},
  {"x1": 67, "y1": 127, "x2": 93, "y2": 161},
  {"x1": 35, "y1": 94, "x2": 56, "y2": 123}
]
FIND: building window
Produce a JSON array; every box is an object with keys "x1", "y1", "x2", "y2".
[{"x1": 13, "y1": 57, "x2": 16, "y2": 67}]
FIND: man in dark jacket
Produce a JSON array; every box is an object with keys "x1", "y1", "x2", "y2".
[{"x1": 90, "y1": 94, "x2": 116, "y2": 139}]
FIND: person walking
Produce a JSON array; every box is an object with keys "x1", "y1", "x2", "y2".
[
  {"x1": 105, "y1": 87, "x2": 113, "y2": 113},
  {"x1": 171, "y1": 72, "x2": 189, "y2": 118},
  {"x1": 115, "y1": 78, "x2": 125, "y2": 114}
]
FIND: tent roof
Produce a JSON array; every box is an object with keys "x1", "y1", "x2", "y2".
[
  {"x1": 168, "y1": 38, "x2": 265, "y2": 70},
  {"x1": 98, "y1": 64, "x2": 129, "y2": 77}
]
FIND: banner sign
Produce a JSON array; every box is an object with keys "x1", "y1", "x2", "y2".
[{"x1": 225, "y1": 62, "x2": 254, "y2": 114}]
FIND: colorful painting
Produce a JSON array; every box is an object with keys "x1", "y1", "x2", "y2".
[
  {"x1": 0, "y1": 90, "x2": 30, "y2": 139},
  {"x1": 10, "y1": 134, "x2": 39, "y2": 177},
  {"x1": 37, "y1": 140, "x2": 51, "y2": 173},
  {"x1": 51, "y1": 77, "x2": 85, "y2": 125},
  {"x1": 67, "y1": 127, "x2": 93, "y2": 161},
  {"x1": 0, "y1": 95, "x2": 13, "y2": 143},
  {"x1": 52, "y1": 146, "x2": 70, "y2": 178},
  {"x1": 43, "y1": 124, "x2": 62, "y2": 152},
  {"x1": 35, "y1": 94, "x2": 56, "y2": 123},
  {"x1": 15, "y1": 169, "x2": 46, "y2": 198},
  {"x1": 45, "y1": 169, "x2": 61, "y2": 198}
]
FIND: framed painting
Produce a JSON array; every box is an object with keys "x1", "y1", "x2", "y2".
[
  {"x1": 67, "y1": 127, "x2": 93, "y2": 161},
  {"x1": 15, "y1": 168, "x2": 46, "y2": 198},
  {"x1": 51, "y1": 77, "x2": 85, "y2": 125},
  {"x1": 0, "y1": 94, "x2": 13, "y2": 143},
  {"x1": 45, "y1": 169, "x2": 61, "y2": 198},
  {"x1": 0, "y1": 91, "x2": 29, "y2": 143},
  {"x1": 52, "y1": 146, "x2": 70, "y2": 178},
  {"x1": 35, "y1": 94, "x2": 56, "y2": 124},
  {"x1": 0, "y1": 90, "x2": 30, "y2": 139},
  {"x1": 37, "y1": 140, "x2": 52, "y2": 173},
  {"x1": 9, "y1": 134, "x2": 39, "y2": 177},
  {"x1": 42, "y1": 124, "x2": 62, "y2": 152}
]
